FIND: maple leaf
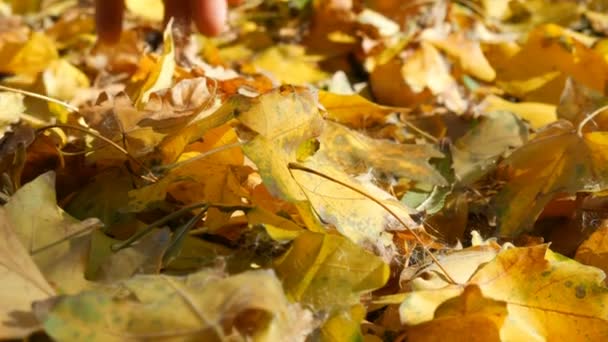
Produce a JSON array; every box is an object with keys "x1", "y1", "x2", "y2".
[
  {"x1": 401, "y1": 245, "x2": 608, "y2": 340},
  {"x1": 493, "y1": 24, "x2": 608, "y2": 104},
  {"x1": 274, "y1": 230, "x2": 389, "y2": 310},
  {"x1": 493, "y1": 120, "x2": 608, "y2": 237},
  {"x1": 5, "y1": 172, "x2": 101, "y2": 293},
  {"x1": 35, "y1": 269, "x2": 315, "y2": 342},
  {"x1": 0, "y1": 207, "x2": 55, "y2": 339}
]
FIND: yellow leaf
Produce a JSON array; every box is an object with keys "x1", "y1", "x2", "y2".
[
  {"x1": 407, "y1": 285, "x2": 507, "y2": 342},
  {"x1": 320, "y1": 305, "x2": 366, "y2": 342},
  {"x1": 252, "y1": 44, "x2": 328, "y2": 85},
  {"x1": 237, "y1": 87, "x2": 417, "y2": 254},
  {"x1": 401, "y1": 43, "x2": 466, "y2": 113},
  {"x1": 0, "y1": 91, "x2": 24, "y2": 138},
  {"x1": 318, "y1": 90, "x2": 409, "y2": 128},
  {"x1": 5, "y1": 172, "x2": 101, "y2": 293},
  {"x1": 319, "y1": 121, "x2": 446, "y2": 185},
  {"x1": 575, "y1": 221, "x2": 608, "y2": 275},
  {"x1": 480, "y1": 95, "x2": 557, "y2": 129},
  {"x1": 494, "y1": 120, "x2": 608, "y2": 237},
  {"x1": 238, "y1": 86, "x2": 324, "y2": 202},
  {"x1": 43, "y1": 59, "x2": 90, "y2": 122},
  {"x1": 0, "y1": 31, "x2": 58, "y2": 80},
  {"x1": 494, "y1": 24, "x2": 608, "y2": 104},
  {"x1": 134, "y1": 21, "x2": 175, "y2": 106},
  {"x1": 401, "y1": 245, "x2": 608, "y2": 340},
  {"x1": 128, "y1": 125, "x2": 247, "y2": 218},
  {"x1": 0, "y1": 207, "x2": 55, "y2": 339},
  {"x1": 427, "y1": 33, "x2": 496, "y2": 82},
  {"x1": 36, "y1": 269, "x2": 314, "y2": 342},
  {"x1": 274, "y1": 230, "x2": 389, "y2": 310}
]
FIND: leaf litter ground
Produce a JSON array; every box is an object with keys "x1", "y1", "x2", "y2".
[{"x1": 1, "y1": 1, "x2": 608, "y2": 341}]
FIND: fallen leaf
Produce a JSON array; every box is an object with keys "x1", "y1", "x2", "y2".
[
  {"x1": 0, "y1": 207, "x2": 55, "y2": 339},
  {"x1": 494, "y1": 120, "x2": 608, "y2": 237},
  {"x1": 451, "y1": 111, "x2": 528, "y2": 185},
  {"x1": 426, "y1": 32, "x2": 496, "y2": 82},
  {"x1": 35, "y1": 269, "x2": 315, "y2": 342},
  {"x1": 479, "y1": 95, "x2": 557, "y2": 129},
  {"x1": 0, "y1": 91, "x2": 25, "y2": 139},
  {"x1": 0, "y1": 31, "x2": 58, "y2": 81},
  {"x1": 274, "y1": 230, "x2": 389, "y2": 310},
  {"x1": 252, "y1": 45, "x2": 328, "y2": 85},
  {"x1": 406, "y1": 285, "x2": 507, "y2": 342},
  {"x1": 134, "y1": 20, "x2": 175, "y2": 106},
  {"x1": 318, "y1": 90, "x2": 409, "y2": 128},
  {"x1": 400, "y1": 245, "x2": 608, "y2": 340},
  {"x1": 494, "y1": 24, "x2": 608, "y2": 104},
  {"x1": 42, "y1": 59, "x2": 90, "y2": 122},
  {"x1": 575, "y1": 221, "x2": 608, "y2": 275},
  {"x1": 5, "y1": 171, "x2": 101, "y2": 293},
  {"x1": 318, "y1": 121, "x2": 446, "y2": 185}
]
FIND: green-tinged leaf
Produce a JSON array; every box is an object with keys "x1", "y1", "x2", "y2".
[
  {"x1": 274, "y1": 230, "x2": 389, "y2": 310},
  {"x1": 5, "y1": 172, "x2": 101, "y2": 293},
  {"x1": 86, "y1": 228, "x2": 170, "y2": 282},
  {"x1": 319, "y1": 305, "x2": 366, "y2": 342},
  {"x1": 239, "y1": 86, "x2": 324, "y2": 201},
  {"x1": 319, "y1": 121, "x2": 446, "y2": 185},
  {"x1": 35, "y1": 269, "x2": 315, "y2": 342},
  {"x1": 452, "y1": 111, "x2": 528, "y2": 185},
  {"x1": 0, "y1": 207, "x2": 55, "y2": 339}
]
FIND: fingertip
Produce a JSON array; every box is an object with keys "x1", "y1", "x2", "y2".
[
  {"x1": 95, "y1": 0, "x2": 125, "y2": 44},
  {"x1": 192, "y1": 0, "x2": 228, "y2": 37}
]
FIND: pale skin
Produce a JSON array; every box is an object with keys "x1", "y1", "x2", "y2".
[{"x1": 94, "y1": 0, "x2": 232, "y2": 43}]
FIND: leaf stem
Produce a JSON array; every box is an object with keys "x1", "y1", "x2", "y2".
[
  {"x1": 0, "y1": 84, "x2": 79, "y2": 112},
  {"x1": 111, "y1": 202, "x2": 253, "y2": 251},
  {"x1": 577, "y1": 104, "x2": 608, "y2": 136},
  {"x1": 36, "y1": 124, "x2": 158, "y2": 182},
  {"x1": 111, "y1": 202, "x2": 210, "y2": 251}
]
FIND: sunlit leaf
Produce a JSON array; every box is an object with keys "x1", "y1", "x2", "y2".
[
  {"x1": 401, "y1": 245, "x2": 608, "y2": 340},
  {"x1": 274, "y1": 230, "x2": 389, "y2": 310},
  {"x1": 480, "y1": 95, "x2": 557, "y2": 129},
  {"x1": 494, "y1": 24, "x2": 608, "y2": 104},
  {"x1": 252, "y1": 45, "x2": 328, "y2": 85},
  {"x1": 575, "y1": 221, "x2": 608, "y2": 275},
  {"x1": 494, "y1": 120, "x2": 608, "y2": 237},
  {"x1": 35, "y1": 269, "x2": 314, "y2": 342},
  {"x1": 451, "y1": 111, "x2": 528, "y2": 185},
  {"x1": 5, "y1": 172, "x2": 101, "y2": 293},
  {"x1": 0, "y1": 207, "x2": 55, "y2": 339},
  {"x1": 134, "y1": 20, "x2": 175, "y2": 105},
  {"x1": 0, "y1": 91, "x2": 25, "y2": 139}
]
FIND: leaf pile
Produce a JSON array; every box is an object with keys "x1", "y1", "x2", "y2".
[{"x1": 2, "y1": 0, "x2": 608, "y2": 341}]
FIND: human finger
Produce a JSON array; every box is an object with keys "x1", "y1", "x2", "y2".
[
  {"x1": 191, "y1": 0, "x2": 228, "y2": 36},
  {"x1": 94, "y1": 0, "x2": 125, "y2": 44}
]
